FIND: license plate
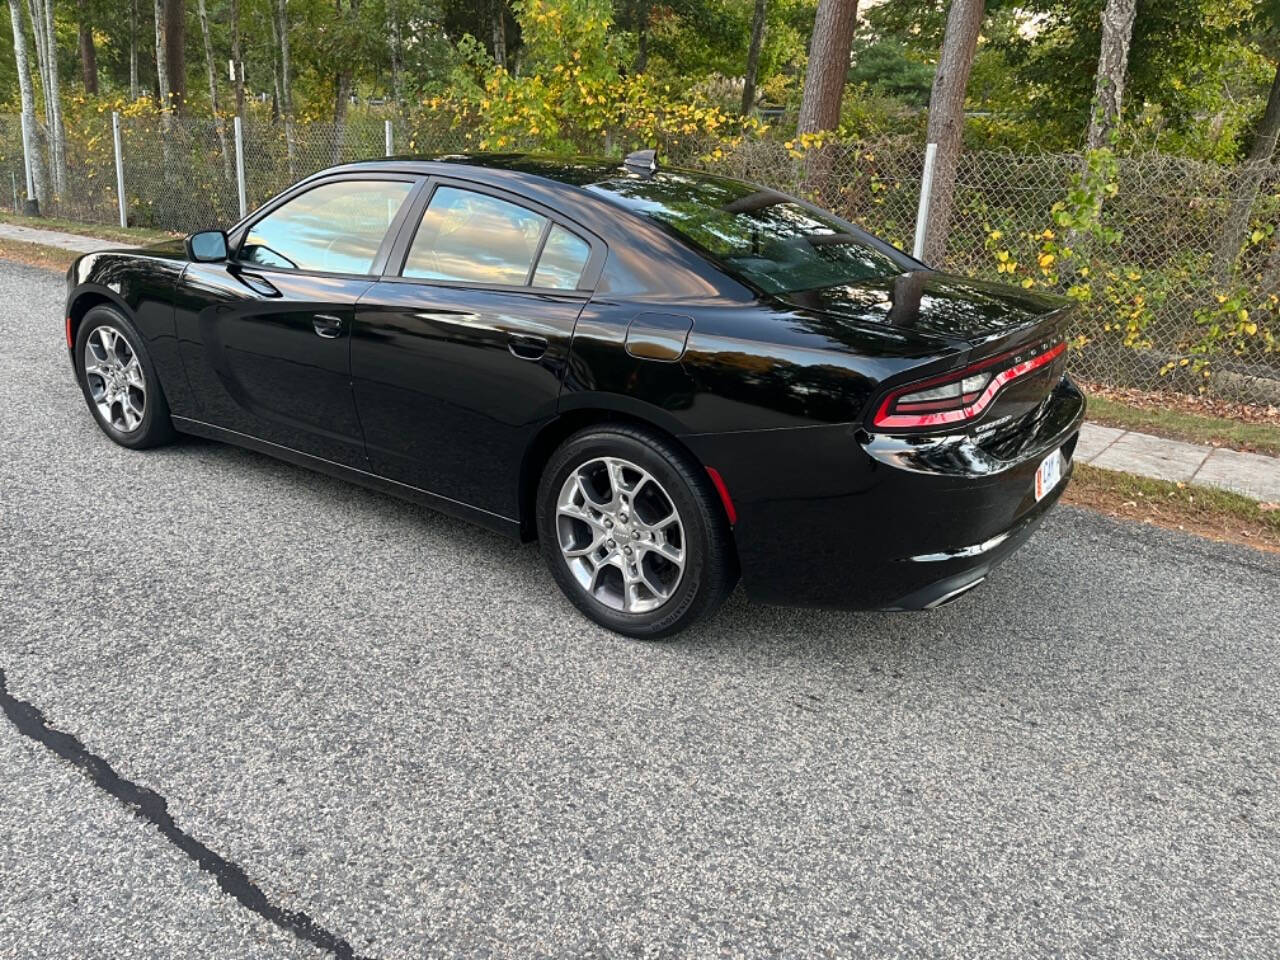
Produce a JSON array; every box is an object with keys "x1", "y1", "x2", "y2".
[{"x1": 1035, "y1": 448, "x2": 1063, "y2": 501}]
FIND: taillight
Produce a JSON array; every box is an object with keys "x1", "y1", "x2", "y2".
[
  {"x1": 873, "y1": 340, "x2": 1066, "y2": 431},
  {"x1": 65, "y1": 316, "x2": 73, "y2": 349}
]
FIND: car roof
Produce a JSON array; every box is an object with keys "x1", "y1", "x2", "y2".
[{"x1": 337, "y1": 152, "x2": 631, "y2": 188}]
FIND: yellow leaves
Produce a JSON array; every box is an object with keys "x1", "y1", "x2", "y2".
[
  {"x1": 1126, "y1": 270, "x2": 1141, "y2": 282},
  {"x1": 1238, "y1": 308, "x2": 1249, "y2": 323},
  {"x1": 1040, "y1": 228, "x2": 1055, "y2": 240},
  {"x1": 988, "y1": 229, "x2": 1003, "y2": 242},
  {"x1": 1037, "y1": 252, "x2": 1056, "y2": 271},
  {"x1": 1021, "y1": 278, "x2": 1035, "y2": 289},
  {"x1": 1243, "y1": 322, "x2": 1258, "y2": 336}
]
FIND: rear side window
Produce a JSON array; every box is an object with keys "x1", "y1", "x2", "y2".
[
  {"x1": 403, "y1": 186, "x2": 547, "y2": 285},
  {"x1": 587, "y1": 172, "x2": 910, "y2": 295},
  {"x1": 532, "y1": 225, "x2": 591, "y2": 289},
  {"x1": 241, "y1": 180, "x2": 413, "y2": 274}
]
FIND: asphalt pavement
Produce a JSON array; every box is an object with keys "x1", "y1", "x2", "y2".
[{"x1": 1, "y1": 259, "x2": 1278, "y2": 959}]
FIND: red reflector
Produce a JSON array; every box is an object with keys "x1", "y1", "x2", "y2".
[
  {"x1": 65, "y1": 316, "x2": 72, "y2": 349},
  {"x1": 705, "y1": 466, "x2": 737, "y2": 526},
  {"x1": 874, "y1": 341, "x2": 1066, "y2": 430}
]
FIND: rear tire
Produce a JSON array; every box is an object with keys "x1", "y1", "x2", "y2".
[
  {"x1": 74, "y1": 305, "x2": 176, "y2": 450},
  {"x1": 536, "y1": 424, "x2": 737, "y2": 639}
]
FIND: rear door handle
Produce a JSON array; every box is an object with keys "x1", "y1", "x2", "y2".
[
  {"x1": 509, "y1": 333, "x2": 548, "y2": 361},
  {"x1": 313, "y1": 313, "x2": 344, "y2": 339}
]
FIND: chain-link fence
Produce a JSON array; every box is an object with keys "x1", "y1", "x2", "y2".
[{"x1": 0, "y1": 113, "x2": 1277, "y2": 405}]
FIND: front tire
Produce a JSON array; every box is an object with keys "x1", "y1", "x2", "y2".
[
  {"x1": 74, "y1": 305, "x2": 175, "y2": 449},
  {"x1": 536, "y1": 424, "x2": 737, "y2": 639}
]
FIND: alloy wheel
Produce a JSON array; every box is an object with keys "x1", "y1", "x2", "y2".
[
  {"x1": 555, "y1": 456, "x2": 687, "y2": 614},
  {"x1": 84, "y1": 326, "x2": 146, "y2": 433}
]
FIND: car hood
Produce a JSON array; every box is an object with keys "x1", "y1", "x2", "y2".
[{"x1": 776, "y1": 270, "x2": 1070, "y2": 347}]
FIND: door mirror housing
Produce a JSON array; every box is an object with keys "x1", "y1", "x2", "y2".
[{"x1": 186, "y1": 230, "x2": 229, "y2": 262}]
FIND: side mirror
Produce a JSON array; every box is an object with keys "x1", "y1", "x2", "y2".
[{"x1": 186, "y1": 230, "x2": 229, "y2": 262}]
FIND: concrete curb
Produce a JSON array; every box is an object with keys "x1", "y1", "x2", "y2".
[{"x1": 1077, "y1": 423, "x2": 1279, "y2": 502}]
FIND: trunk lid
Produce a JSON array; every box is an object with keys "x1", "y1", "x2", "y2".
[
  {"x1": 776, "y1": 269, "x2": 1071, "y2": 351},
  {"x1": 780, "y1": 271, "x2": 1075, "y2": 440}
]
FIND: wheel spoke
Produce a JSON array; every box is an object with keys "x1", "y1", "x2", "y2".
[{"x1": 124, "y1": 358, "x2": 145, "y2": 389}]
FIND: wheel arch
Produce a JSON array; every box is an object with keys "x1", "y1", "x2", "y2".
[
  {"x1": 517, "y1": 405, "x2": 736, "y2": 547},
  {"x1": 67, "y1": 285, "x2": 132, "y2": 348}
]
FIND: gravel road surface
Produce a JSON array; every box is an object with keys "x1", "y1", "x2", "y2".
[{"x1": 1, "y1": 260, "x2": 1277, "y2": 958}]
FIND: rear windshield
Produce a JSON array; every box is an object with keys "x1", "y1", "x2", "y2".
[{"x1": 587, "y1": 171, "x2": 909, "y2": 295}]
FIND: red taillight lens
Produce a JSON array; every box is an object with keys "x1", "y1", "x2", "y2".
[
  {"x1": 65, "y1": 316, "x2": 73, "y2": 349},
  {"x1": 873, "y1": 340, "x2": 1066, "y2": 431}
]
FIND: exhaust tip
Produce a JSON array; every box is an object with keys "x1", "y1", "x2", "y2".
[{"x1": 925, "y1": 576, "x2": 987, "y2": 609}]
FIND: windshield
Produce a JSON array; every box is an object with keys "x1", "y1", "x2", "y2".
[{"x1": 587, "y1": 171, "x2": 910, "y2": 295}]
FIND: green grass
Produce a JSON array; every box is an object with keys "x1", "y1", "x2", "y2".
[
  {"x1": 1088, "y1": 395, "x2": 1280, "y2": 457},
  {"x1": 0, "y1": 211, "x2": 176, "y2": 246}
]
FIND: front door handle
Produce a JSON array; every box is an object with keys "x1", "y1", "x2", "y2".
[
  {"x1": 237, "y1": 271, "x2": 281, "y2": 298},
  {"x1": 313, "y1": 313, "x2": 344, "y2": 339},
  {"x1": 509, "y1": 333, "x2": 548, "y2": 361}
]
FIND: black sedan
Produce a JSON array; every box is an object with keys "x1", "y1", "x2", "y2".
[{"x1": 64, "y1": 151, "x2": 1084, "y2": 638}]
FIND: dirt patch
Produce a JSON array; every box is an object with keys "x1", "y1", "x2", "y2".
[
  {"x1": 0, "y1": 238, "x2": 77, "y2": 273},
  {"x1": 1064, "y1": 464, "x2": 1280, "y2": 554},
  {"x1": 1079, "y1": 379, "x2": 1279, "y2": 426}
]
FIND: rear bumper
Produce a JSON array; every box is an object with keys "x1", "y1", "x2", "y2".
[{"x1": 684, "y1": 374, "x2": 1085, "y2": 611}]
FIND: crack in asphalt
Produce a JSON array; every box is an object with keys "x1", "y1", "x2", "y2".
[{"x1": 0, "y1": 667, "x2": 377, "y2": 960}]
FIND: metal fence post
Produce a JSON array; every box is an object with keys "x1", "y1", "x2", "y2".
[
  {"x1": 385, "y1": 119, "x2": 393, "y2": 157},
  {"x1": 112, "y1": 112, "x2": 128, "y2": 229},
  {"x1": 233, "y1": 116, "x2": 247, "y2": 219},
  {"x1": 912, "y1": 142, "x2": 938, "y2": 262}
]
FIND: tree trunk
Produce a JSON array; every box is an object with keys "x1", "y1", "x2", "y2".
[
  {"x1": 921, "y1": 0, "x2": 984, "y2": 266},
  {"x1": 154, "y1": 0, "x2": 170, "y2": 110},
  {"x1": 740, "y1": 0, "x2": 767, "y2": 114},
  {"x1": 633, "y1": 0, "x2": 648, "y2": 74},
  {"x1": 1215, "y1": 62, "x2": 1280, "y2": 280},
  {"x1": 388, "y1": 0, "x2": 402, "y2": 104},
  {"x1": 78, "y1": 0, "x2": 98, "y2": 94},
  {"x1": 333, "y1": 69, "x2": 350, "y2": 163},
  {"x1": 196, "y1": 0, "x2": 232, "y2": 180},
  {"x1": 36, "y1": 0, "x2": 66, "y2": 194},
  {"x1": 1086, "y1": 0, "x2": 1136, "y2": 149},
  {"x1": 229, "y1": 0, "x2": 243, "y2": 117},
  {"x1": 7, "y1": 0, "x2": 49, "y2": 206},
  {"x1": 491, "y1": 0, "x2": 506, "y2": 69},
  {"x1": 25, "y1": 0, "x2": 50, "y2": 124},
  {"x1": 129, "y1": 0, "x2": 139, "y2": 99},
  {"x1": 796, "y1": 0, "x2": 857, "y2": 200},
  {"x1": 796, "y1": 0, "x2": 857, "y2": 135},
  {"x1": 164, "y1": 0, "x2": 186, "y2": 111},
  {"x1": 332, "y1": 0, "x2": 357, "y2": 164},
  {"x1": 275, "y1": 0, "x2": 296, "y2": 178}
]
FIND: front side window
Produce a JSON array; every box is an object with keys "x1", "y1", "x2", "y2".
[
  {"x1": 241, "y1": 180, "x2": 413, "y2": 274},
  {"x1": 403, "y1": 186, "x2": 548, "y2": 285}
]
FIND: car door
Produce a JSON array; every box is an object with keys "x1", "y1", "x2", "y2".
[
  {"x1": 351, "y1": 179, "x2": 604, "y2": 519},
  {"x1": 175, "y1": 175, "x2": 421, "y2": 467}
]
